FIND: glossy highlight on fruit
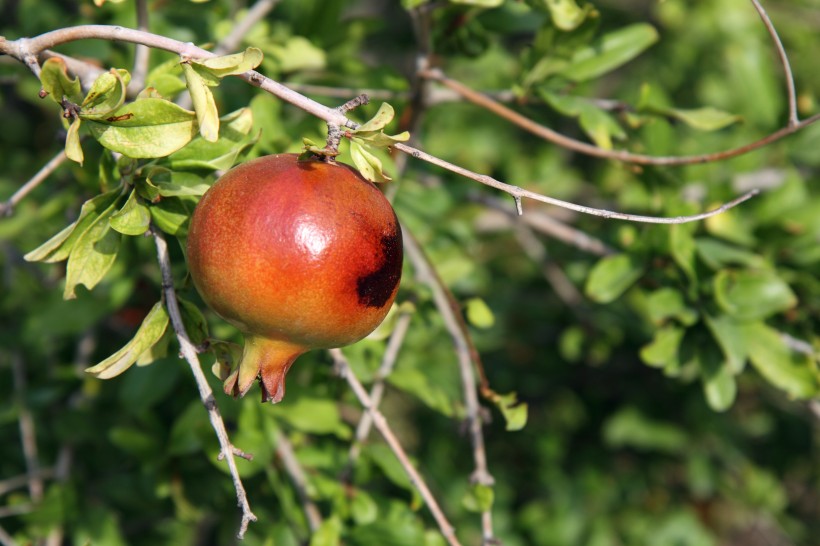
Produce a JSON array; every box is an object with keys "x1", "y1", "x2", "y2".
[{"x1": 187, "y1": 153, "x2": 402, "y2": 403}]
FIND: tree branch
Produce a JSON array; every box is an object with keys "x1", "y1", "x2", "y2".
[
  {"x1": 0, "y1": 150, "x2": 67, "y2": 217},
  {"x1": 273, "y1": 428, "x2": 322, "y2": 533},
  {"x1": 750, "y1": 0, "x2": 799, "y2": 127},
  {"x1": 329, "y1": 348, "x2": 462, "y2": 546},
  {"x1": 420, "y1": 67, "x2": 819, "y2": 166},
  {"x1": 152, "y1": 229, "x2": 257, "y2": 539},
  {"x1": 395, "y1": 142, "x2": 760, "y2": 224},
  {"x1": 12, "y1": 351, "x2": 43, "y2": 504}
]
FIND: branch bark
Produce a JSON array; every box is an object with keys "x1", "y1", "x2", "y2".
[{"x1": 152, "y1": 229, "x2": 257, "y2": 539}]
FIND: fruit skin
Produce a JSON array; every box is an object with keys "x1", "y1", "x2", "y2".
[{"x1": 186, "y1": 153, "x2": 402, "y2": 403}]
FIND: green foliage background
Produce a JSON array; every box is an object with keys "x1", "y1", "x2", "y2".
[{"x1": 1, "y1": 0, "x2": 819, "y2": 545}]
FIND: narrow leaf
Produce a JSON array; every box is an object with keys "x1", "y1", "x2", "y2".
[
  {"x1": 65, "y1": 117, "x2": 84, "y2": 165},
  {"x1": 560, "y1": 23, "x2": 659, "y2": 82},
  {"x1": 24, "y1": 190, "x2": 120, "y2": 263},
  {"x1": 350, "y1": 140, "x2": 392, "y2": 182},
  {"x1": 182, "y1": 63, "x2": 219, "y2": 142},
  {"x1": 742, "y1": 322, "x2": 820, "y2": 399},
  {"x1": 63, "y1": 203, "x2": 122, "y2": 299},
  {"x1": 85, "y1": 301, "x2": 170, "y2": 379},
  {"x1": 356, "y1": 103, "x2": 396, "y2": 132},
  {"x1": 198, "y1": 47, "x2": 263, "y2": 76}
]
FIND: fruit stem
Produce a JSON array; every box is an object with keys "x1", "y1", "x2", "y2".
[{"x1": 324, "y1": 93, "x2": 370, "y2": 159}]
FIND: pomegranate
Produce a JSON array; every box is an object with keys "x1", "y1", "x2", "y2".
[{"x1": 186, "y1": 153, "x2": 402, "y2": 403}]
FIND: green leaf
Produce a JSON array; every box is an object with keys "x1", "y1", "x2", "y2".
[
  {"x1": 466, "y1": 297, "x2": 495, "y2": 329},
  {"x1": 713, "y1": 269, "x2": 797, "y2": 321},
  {"x1": 196, "y1": 47, "x2": 264, "y2": 78},
  {"x1": 309, "y1": 516, "x2": 342, "y2": 546},
  {"x1": 353, "y1": 130, "x2": 411, "y2": 148},
  {"x1": 24, "y1": 190, "x2": 121, "y2": 263},
  {"x1": 148, "y1": 196, "x2": 196, "y2": 236},
  {"x1": 646, "y1": 288, "x2": 698, "y2": 327},
  {"x1": 178, "y1": 297, "x2": 210, "y2": 347},
  {"x1": 350, "y1": 139, "x2": 392, "y2": 182},
  {"x1": 181, "y1": 63, "x2": 219, "y2": 142},
  {"x1": 695, "y1": 237, "x2": 763, "y2": 271},
  {"x1": 39, "y1": 57, "x2": 83, "y2": 105},
  {"x1": 388, "y1": 367, "x2": 455, "y2": 417},
  {"x1": 449, "y1": 0, "x2": 503, "y2": 6},
  {"x1": 665, "y1": 107, "x2": 742, "y2": 131},
  {"x1": 585, "y1": 253, "x2": 644, "y2": 303},
  {"x1": 356, "y1": 103, "x2": 396, "y2": 133},
  {"x1": 545, "y1": 0, "x2": 595, "y2": 31},
  {"x1": 80, "y1": 69, "x2": 130, "y2": 119},
  {"x1": 271, "y1": 397, "x2": 350, "y2": 438},
  {"x1": 489, "y1": 391, "x2": 528, "y2": 431},
  {"x1": 697, "y1": 345, "x2": 737, "y2": 412},
  {"x1": 742, "y1": 322, "x2": 820, "y2": 399},
  {"x1": 462, "y1": 483, "x2": 495, "y2": 513},
  {"x1": 560, "y1": 23, "x2": 659, "y2": 82},
  {"x1": 603, "y1": 407, "x2": 688, "y2": 453},
  {"x1": 63, "y1": 200, "x2": 123, "y2": 299},
  {"x1": 350, "y1": 490, "x2": 379, "y2": 525},
  {"x1": 670, "y1": 223, "x2": 698, "y2": 285},
  {"x1": 542, "y1": 92, "x2": 624, "y2": 149},
  {"x1": 65, "y1": 117, "x2": 84, "y2": 164},
  {"x1": 703, "y1": 314, "x2": 748, "y2": 374},
  {"x1": 109, "y1": 189, "x2": 150, "y2": 236},
  {"x1": 85, "y1": 98, "x2": 198, "y2": 158},
  {"x1": 209, "y1": 340, "x2": 243, "y2": 381},
  {"x1": 164, "y1": 108, "x2": 256, "y2": 171},
  {"x1": 85, "y1": 301, "x2": 170, "y2": 379},
  {"x1": 640, "y1": 325, "x2": 685, "y2": 370},
  {"x1": 145, "y1": 169, "x2": 210, "y2": 197}
]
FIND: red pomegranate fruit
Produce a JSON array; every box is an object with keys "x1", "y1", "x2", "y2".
[{"x1": 186, "y1": 153, "x2": 402, "y2": 403}]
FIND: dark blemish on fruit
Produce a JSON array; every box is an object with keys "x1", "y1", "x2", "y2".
[{"x1": 357, "y1": 230, "x2": 403, "y2": 308}]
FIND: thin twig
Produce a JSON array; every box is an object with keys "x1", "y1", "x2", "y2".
[
  {"x1": 471, "y1": 193, "x2": 615, "y2": 256},
  {"x1": 329, "y1": 348, "x2": 462, "y2": 546},
  {"x1": 0, "y1": 525, "x2": 17, "y2": 546},
  {"x1": 12, "y1": 352, "x2": 43, "y2": 503},
  {"x1": 750, "y1": 0, "x2": 799, "y2": 127},
  {"x1": 0, "y1": 469, "x2": 54, "y2": 498},
  {"x1": 0, "y1": 25, "x2": 353, "y2": 129},
  {"x1": 395, "y1": 142, "x2": 760, "y2": 224},
  {"x1": 401, "y1": 227, "x2": 496, "y2": 544},
  {"x1": 128, "y1": 0, "x2": 150, "y2": 95},
  {"x1": 344, "y1": 310, "x2": 414, "y2": 474},
  {"x1": 0, "y1": 150, "x2": 67, "y2": 217},
  {"x1": 152, "y1": 229, "x2": 257, "y2": 538},
  {"x1": 214, "y1": 0, "x2": 280, "y2": 55},
  {"x1": 273, "y1": 429, "x2": 323, "y2": 533},
  {"x1": 420, "y1": 68, "x2": 820, "y2": 166}
]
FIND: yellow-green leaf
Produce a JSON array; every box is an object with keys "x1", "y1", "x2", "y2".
[
  {"x1": 356, "y1": 103, "x2": 396, "y2": 132},
  {"x1": 85, "y1": 98, "x2": 198, "y2": 158},
  {"x1": 85, "y1": 301, "x2": 170, "y2": 379},
  {"x1": 39, "y1": 57, "x2": 83, "y2": 105},
  {"x1": 65, "y1": 117, "x2": 84, "y2": 164},
  {"x1": 181, "y1": 63, "x2": 219, "y2": 142},
  {"x1": 81, "y1": 69, "x2": 130, "y2": 119},
  {"x1": 110, "y1": 189, "x2": 151, "y2": 236},
  {"x1": 63, "y1": 201, "x2": 122, "y2": 299}
]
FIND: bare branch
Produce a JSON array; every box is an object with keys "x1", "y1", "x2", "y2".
[
  {"x1": 12, "y1": 352, "x2": 43, "y2": 503},
  {"x1": 0, "y1": 149, "x2": 67, "y2": 217},
  {"x1": 750, "y1": 0, "x2": 799, "y2": 126},
  {"x1": 395, "y1": 142, "x2": 761, "y2": 224},
  {"x1": 420, "y1": 68, "x2": 820, "y2": 166},
  {"x1": 0, "y1": 525, "x2": 18, "y2": 546},
  {"x1": 128, "y1": 0, "x2": 151, "y2": 95},
  {"x1": 274, "y1": 429, "x2": 323, "y2": 533},
  {"x1": 152, "y1": 229, "x2": 257, "y2": 539},
  {"x1": 329, "y1": 348, "x2": 462, "y2": 546},
  {"x1": 214, "y1": 0, "x2": 280, "y2": 56},
  {"x1": 471, "y1": 193, "x2": 615, "y2": 256},
  {"x1": 344, "y1": 310, "x2": 414, "y2": 473},
  {"x1": 401, "y1": 227, "x2": 496, "y2": 544}
]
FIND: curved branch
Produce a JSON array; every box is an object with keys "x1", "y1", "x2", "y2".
[
  {"x1": 421, "y1": 68, "x2": 819, "y2": 166},
  {"x1": 329, "y1": 348, "x2": 462, "y2": 546},
  {"x1": 750, "y1": 0, "x2": 799, "y2": 127},
  {"x1": 395, "y1": 142, "x2": 760, "y2": 224}
]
